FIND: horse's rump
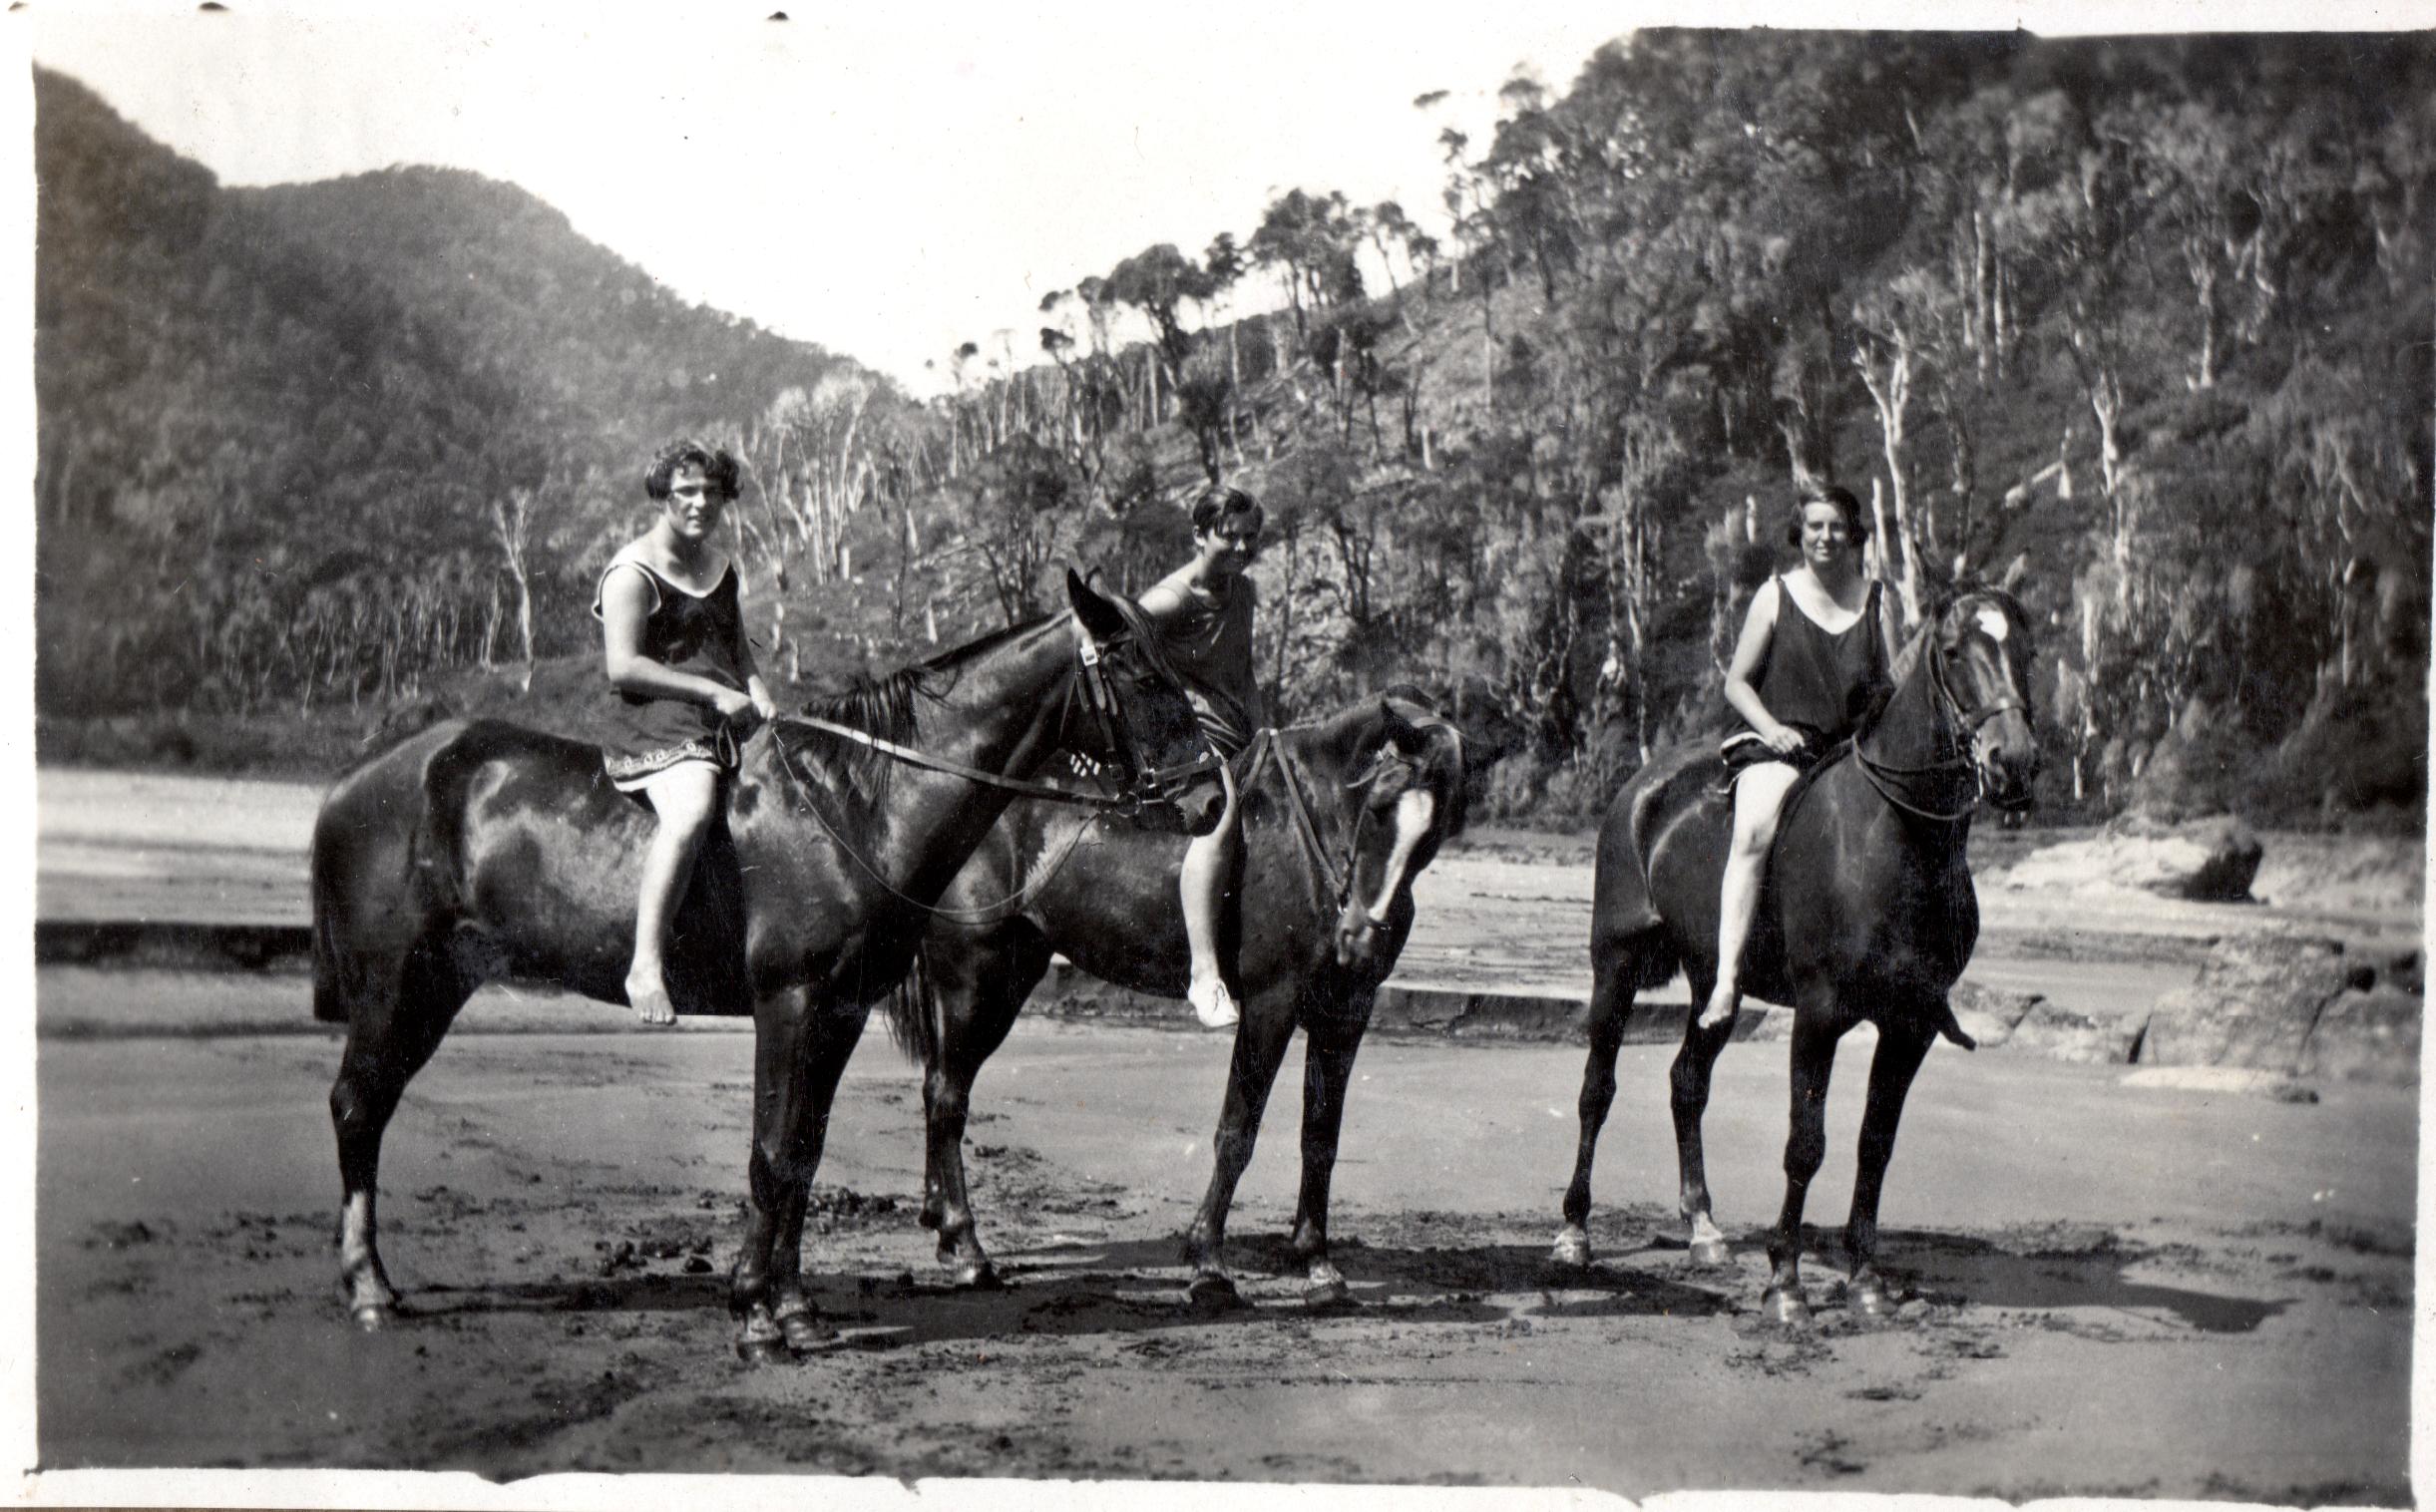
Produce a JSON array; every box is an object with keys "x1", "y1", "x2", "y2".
[{"x1": 311, "y1": 718, "x2": 743, "y2": 1021}]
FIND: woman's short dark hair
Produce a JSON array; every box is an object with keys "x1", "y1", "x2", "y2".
[
  {"x1": 1785, "y1": 480, "x2": 1869, "y2": 547},
  {"x1": 1190, "y1": 484, "x2": 1264, "y2": 536},
  {"x1": 645, "y1": 440, "x2": 742, "y2": 502}
]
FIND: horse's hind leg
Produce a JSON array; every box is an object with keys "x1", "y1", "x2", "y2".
[
  {"x1": 1287, "y1": 1006, "x2": 1368, "y2": 1309},
  {"x1": 1763, "y1": 1005, "x2": 1846, "y2": 1325},
  {"x1": 1670, "y1": 962, "x2": 1740, "y2": 1268},
  {"x1": 330, "y1": 941, "x2": 475, "y2": 1328},
  {"x1": 922, "y1": 926, "x2": 1048, "y2": 1290},
  {"x1": 1553, "y1": 932, "x2": 1642, "y2": 1267},
  {"x1": 1843, "y1": 1016, "x2": 1933, "y2": 1319},
  {"x1": 1179, "y1": 991, "x2": 1297, "y2": 1312}
]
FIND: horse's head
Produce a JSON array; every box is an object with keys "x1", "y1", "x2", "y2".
[
  {"x1": 1934, "y1": 586, "x2": 2041, "y2": 812},
  {"x1": 1331, "y1": 696, "x2": 1469, "y2": 973},
  {"x1": 1065, "y1": 569, "x2": 1227, "y2": 837}
]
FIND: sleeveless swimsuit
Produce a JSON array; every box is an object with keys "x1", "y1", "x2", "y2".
[
  {"x1": 1156, "y1": 576, "x2": 1262, "y2": 758},
  {"x1": 591, "y1": 549, "x2": 750, "y2": 790},
  {"x1": 1721, "y1": 574, "x2": 1888, "y2": 782}
]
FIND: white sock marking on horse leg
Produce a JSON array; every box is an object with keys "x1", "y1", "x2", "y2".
[{"x1": 1365, "y1": 791, "x2": 1434, "y2": 924}]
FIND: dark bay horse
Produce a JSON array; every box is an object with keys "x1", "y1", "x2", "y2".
[
  {"x1": 902, "y1": 694, "x2": 1469, "y2": 1308},
  {"x1": 311, "y1": 571, "x2": 1225, "y2": 1359},
  {"x1": 1552, "y1": 585, "x2": 2039, "y2": 1323}
]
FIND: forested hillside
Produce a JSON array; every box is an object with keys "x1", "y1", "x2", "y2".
[
  {"x1": 33, "y1": 35, "x2": 2434, "y2": 827},
  {"x1": 33, "y1": 67, "x2": 897, "y2": 716}
]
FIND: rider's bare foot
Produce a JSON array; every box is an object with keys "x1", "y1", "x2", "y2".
[
  {"x1": 1187, "y1": 974, "x2": 1240, "y2": 1030},
  {"x1": 1696, "y1": 986, "x2": 1738, "y2": 1031},
  {"x1": 626, "y1": 970, "x2": 678, "y2": 1028}
]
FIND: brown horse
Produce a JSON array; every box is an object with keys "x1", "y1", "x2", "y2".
[
  {"x1": 1552, "y1": 585, "x2": 2040, "y2": 1323},
  {"x1": 901, "y1": 694, "x2": 1470, "y2": 1308},
  {"x1": 311, "y1": 571, "x2": 1226, "y2": 1360}
]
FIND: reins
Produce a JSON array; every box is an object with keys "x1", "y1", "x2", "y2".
[
  {"x1": 1848, "y1": 607, "x2": 2030, "y2": 825},
  {"x1": 762, "y1": 613, "x2": 1216, "y2": 926},
  {"x1": 1243, "y1": 708, "x2": 1461, "y2": 923}
]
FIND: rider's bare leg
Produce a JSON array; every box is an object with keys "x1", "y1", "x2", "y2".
[
  {"x1": 1704, "y1": 762, "x2": 1798, "y2": 1030},
  {"x1": 626, "y1": 763, "x2": 721, "y2": 1027},
  {"x1": 1182, "y1": 760, "x2": 1243, "y2": 1029}
]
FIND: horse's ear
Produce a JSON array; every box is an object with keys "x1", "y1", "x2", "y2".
[
  {"x1": 1997, "y1": 553, "x2": 2030, "y2": 593},
  {"x1": 1066, "y1": 567, "x2": 1127, "y2": 643}
]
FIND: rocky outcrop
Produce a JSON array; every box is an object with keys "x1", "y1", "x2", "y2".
[
  {"x1": 1998, "y1": 815, "x2": 2264, "y2": 903},
  {"x1": 2006, "y1": 999, "x2": 2147, "y2": 1064},
  {"x1": 2296, "y1": 988, "x2": 2424, "y2": 1085},
  {"x1": 2139, "y1": 935, "x2": 2407, "y2": 1078}
]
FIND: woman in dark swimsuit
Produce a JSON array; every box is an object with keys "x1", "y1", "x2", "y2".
[
  {"x1": 595, "y1": 440, "x2": 777, "y2": 1026},
  {"x1": 1703, "y1": 481, "x2": 1898, "y2": 1030}
]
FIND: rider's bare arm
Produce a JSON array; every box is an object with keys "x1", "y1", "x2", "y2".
[
  {"x1": 601, "y1": 565, "x2": 757, "y2": 723},
  {"x1": 1722, "y1": 579, "x2": 1804, "y2": 755}
]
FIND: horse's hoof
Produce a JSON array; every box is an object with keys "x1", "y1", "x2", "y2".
[
  {"x1": 950, "y1": 1260, "x2": 1007, "y2": 1292},
  {"x1": 1687, "y1": 1238, "x2": 1734, "y2": 1269},
  {"x1": 1761, "y1": 1287, "x2": 1813, "y2": 1327},
  {"x1": 1550, "y1": 1229, "x2": 1593, "y2": 1268},
  {"x1": 1185, "y1": 1273, "x2": 1244, "y2": 1314},
  {"x1": 1305, "y1": 1277, "x2": 1355, "y2": 1312},
  {"x1": 349, "y1": 1302, "x2": 397, "y2": 1332},
  {"x1": 734, "y1": 1334, "x2": 793, "y2": 1366},
  {"x1": 1847, "y1": 1281, "x2": 1896, "y2": 1320},
  {"x1": 773, "y1": 1305, "x2": 833, "y2": 1352}
]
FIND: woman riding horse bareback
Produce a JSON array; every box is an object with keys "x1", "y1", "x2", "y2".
[
  {"x1": 312, "y1": 568, "x2": 1225, "y2": 1360},
  {"x1": 1553, "y1": 485, "x2": 2040, "y2": 1325},
  {"x1": 905, "y1": 693, "x2": 1469, "y2": 1309},
  {"x1": 1138, "y1": 484, "x2": 1267, "y2": 1030},
  {"x1": 594, "y1": 440, "x2": 779, "y2": 1028},
  {"x1": 1707, "y1": 481, "x2": 1900, "y2": 1031}
]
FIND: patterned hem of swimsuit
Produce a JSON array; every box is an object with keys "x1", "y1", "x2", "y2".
[{"x1": 604, "y1": 738, "x2": 727, "y2": 782}]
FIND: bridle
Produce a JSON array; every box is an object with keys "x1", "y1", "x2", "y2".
[
  {"x1": 785, "y1": 616, "x2": 1215, "y2": 825},
  {"x1": 769, "y1": 615, "x2": 1221, "y2": 924},
  {"x1": 1248, "y1": 711, "x2": 1461, "y2": 937},
  {"x1": 1852, "y1": 601, "x2": 2033, "y2": 823}
]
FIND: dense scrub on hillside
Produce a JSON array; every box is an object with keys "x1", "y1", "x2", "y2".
[{"x1": 33, "y1": 35, "x2": 2434, "y2": 828}]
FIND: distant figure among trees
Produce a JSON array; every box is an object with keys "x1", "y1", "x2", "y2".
[
  {"x1": 594, "y1": 440, "x2": 778, "y2": 1026},
  {"x1": 1138, "y1": 484, "x2": 1267, "y2": 1029},
  {"x1": 1705, "y1": 481, "x2": 1900, "y2": 1031}
]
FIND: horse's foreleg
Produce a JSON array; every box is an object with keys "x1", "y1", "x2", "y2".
[
  {"x1": 1670, "y1": 963, "x2": 1739, "y2": 1268},
  {"x1": 1763, "y1": 1008, "x2": 1843, "y2": 1326},
  {"x1": 922, "y1": 929, "x2": 1046, "y2": 1291},
  {"x1": 1179, "y1": 998, "x2": 1297, "y2": 1312},
  {"x1": 1288, "y1": 1011, "x2": 1367, "y2": 1309},
  {"x1": 1554, "y1": 939, "x2": 1639, "y2": 1267},
  {"x1": 330, "y1": 945, "x2": 472, "y2": 1329},
  {"x1": 733, "y1": 986, "x2": 867, "y2": 1361},
  {"x1": 1843, "y1": 1016, "x2": 1933, "y2": 1318}
]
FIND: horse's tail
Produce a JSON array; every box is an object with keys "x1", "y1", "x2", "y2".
[
  {"x1": 881, "y1": 944, "x2": 942, "y2": 1067},
  {"x1": 1933, "y1": 998, "x2": 1978, "y2": 1052}
]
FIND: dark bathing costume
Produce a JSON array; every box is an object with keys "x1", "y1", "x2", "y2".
[
  {"x1": 1720, "y1": 572, "x2": 1889, "y2": 783},
  {"x1": 1156, "y1": 575, "x2": 1262, "y2": 759},
  {"x1": 590, "y1": 551, "x2": 751, "y2": 788}
]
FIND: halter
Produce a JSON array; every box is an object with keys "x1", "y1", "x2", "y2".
[{"x1": 1851, "y1": 602, "x2": 2031, "y2": 824}]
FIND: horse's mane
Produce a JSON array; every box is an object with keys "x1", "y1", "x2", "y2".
[{"x1": 779, "y1": 592, "x2": 1181, "y2": 790}]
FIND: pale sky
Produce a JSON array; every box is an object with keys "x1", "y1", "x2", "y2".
[
  {"x1": 21, "y1": 0, "x2": 2396, "y2": 400},
  {"x1": 25, "y1": 3, "x2": 1638, "y2": 395}
]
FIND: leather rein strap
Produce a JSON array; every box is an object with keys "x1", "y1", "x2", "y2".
[{"x1": 1850, "y1": 619, "x2": 2029, "y2": 823}]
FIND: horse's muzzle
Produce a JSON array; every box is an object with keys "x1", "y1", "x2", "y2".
[{"x1": 1332, "y1": 908, "x2": 1391, "y2": 971}]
